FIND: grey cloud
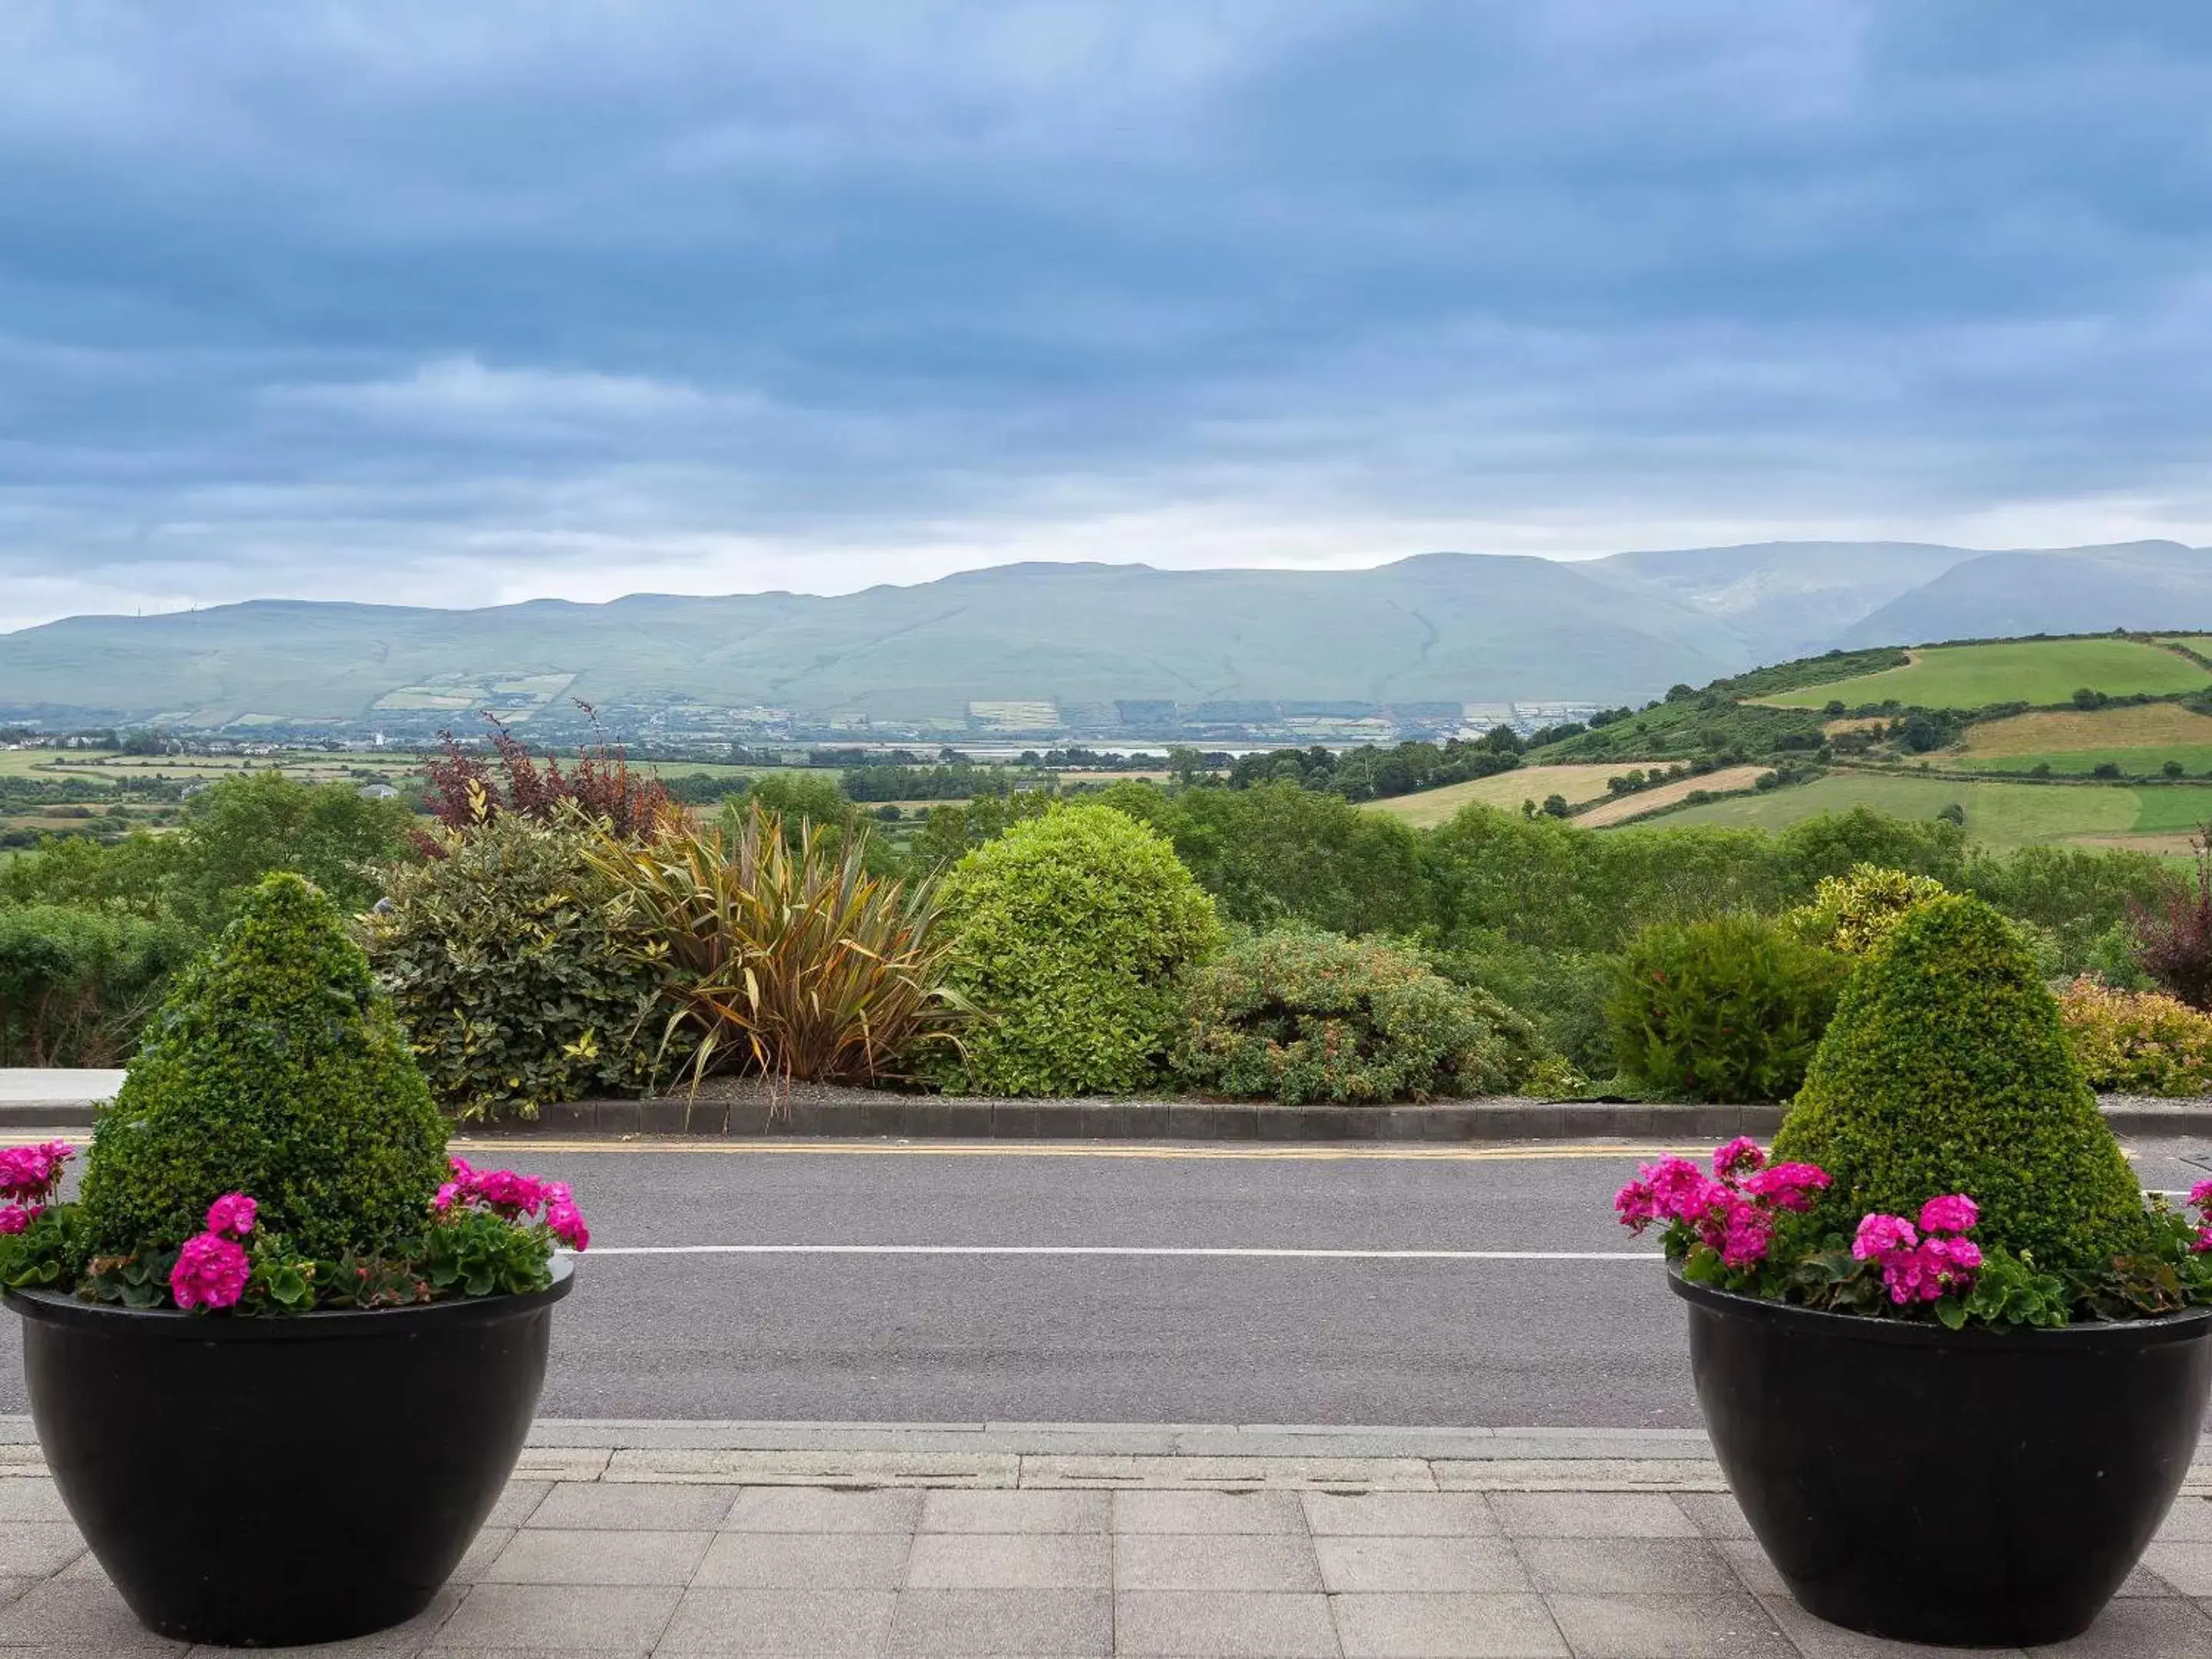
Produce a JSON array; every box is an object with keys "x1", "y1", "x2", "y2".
[{"x1": 3, "y1": 2, "x2": 2212, "y2": 628}]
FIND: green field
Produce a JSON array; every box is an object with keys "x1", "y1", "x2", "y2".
[
  {"x1": 1648, "y1": 770, "x2": 2212, "y2": 851},
  {"x1": 1972, "y1": 748, "x2": 2212, "y2": 777},
  {"x1": 1760, "y1": 639, "x2": 2209, "y2": 711}
]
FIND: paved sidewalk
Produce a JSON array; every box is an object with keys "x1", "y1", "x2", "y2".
[{"x1": 0, "y1": 1423, "x2": 2207, "y2": 1655}]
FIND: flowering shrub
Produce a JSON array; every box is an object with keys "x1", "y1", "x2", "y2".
[
  {"x1": 2058, "y1": 976, "x2": 2212, "y2": 1096},
  {"x1": 0, "y1": 1144, "x2": 588, "y2": 1314},
  {"x1": 1617, "y1": 1136, "x2": 2212, "y2": 1329}
]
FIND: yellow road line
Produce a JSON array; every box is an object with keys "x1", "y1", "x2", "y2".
[{"x1": 444, "y1": 1138, "x2": 1686, "y2": 1163}]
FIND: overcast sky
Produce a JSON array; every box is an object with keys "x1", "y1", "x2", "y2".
[{"x1": 4, "y1": 2, "x2": 2211, "y2": 632}]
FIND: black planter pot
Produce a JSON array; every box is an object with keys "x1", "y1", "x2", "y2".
[
  {"x1": 1674, "y1": 1268, "x2": 2212, "y2": 1647},
  {"x1": 6, "y1": 1258, "x2": 573, "y2": 1647}
]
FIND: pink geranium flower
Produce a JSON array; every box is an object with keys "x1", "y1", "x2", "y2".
[
  {"x1": 171, "y1": 1233, "x2": 250, "y2": 1312},
  {"x1": 546, "y1": 1198, "x2": 591, "y2": 1252},
  {"x1": 1740, "y1": 1163, "x2": 1830, "y2": 1212},
  {"x1": 1852, "y1": 1214, "x2": 1918, "y2": 1260},
  {"x1": 1917, "y1": 1194, "x2": 1979, "y2": 1236},
  {"x1": 204, "y1": 1194, "x2": 257, "y2": 1239},
  {"x1": 1712, "y1": 1137, "x2": 1767, "y2": 1180},
  {"x1": 468, "y1": 1169, "x2": 548, "y2": 1217},
  {"x1": 1717, "y1": 1197, "x2": 1773, "y2": 1269},
  {"x1": 1613, "y1": 1177, "x2": 1660, "y2": 1232},
  {"x1": 0, "y1": 1204, "x2": 37, "y2": 1235},
  {"x1": 0, "y1": 1141, "x2": 72, "y2": 1204}
]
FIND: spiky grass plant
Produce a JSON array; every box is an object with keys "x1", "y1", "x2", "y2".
[{"x1": 587, "y1": 804, "x2": 967, "y2": 1087}]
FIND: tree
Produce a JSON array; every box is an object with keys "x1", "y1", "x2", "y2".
[
  {"x1": 167, "y1": 772, "x2": 415, "y2": 932},
  {"x1": 1095, "y1": 780, "x2": 1428, "y2": 938}
]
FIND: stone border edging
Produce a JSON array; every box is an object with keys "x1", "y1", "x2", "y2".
[
  {"x1": 2, "y1": 1416, "x2": 2210, "y2": 1494},
  {"x1": 488, "y1": 1096, "x2": 1793, "y2": 1142}
]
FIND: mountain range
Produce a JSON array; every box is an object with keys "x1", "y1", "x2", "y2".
[{"x1": 2, "y1": 539, "x2": 2207, "y2": 731}]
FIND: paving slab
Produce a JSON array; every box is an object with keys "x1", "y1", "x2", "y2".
[{"x1": 0, "y1": 1425, "x2": 2196, "y2": 1655}]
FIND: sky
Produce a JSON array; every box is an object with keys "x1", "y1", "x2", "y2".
[{"x1": 5, "y1": 2, "x2": 2212, "y2": 633}]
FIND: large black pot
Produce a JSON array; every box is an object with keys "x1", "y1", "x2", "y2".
[
  {"x1": 1674, "y1": 1269, "x2": 2212, "y2": 1647},
  {"x1": 6, "y1": 1258, "x2": 572, "y2": 1647}
]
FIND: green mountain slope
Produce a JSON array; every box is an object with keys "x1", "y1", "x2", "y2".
[{"x1": 0, "y1": 556, "x2": 1749, "y2": 725}]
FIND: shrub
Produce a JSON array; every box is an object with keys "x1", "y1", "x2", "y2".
[
  {"x1": 78, "y1": 873, "x2": 449, "y2": 1263},
  {"x1": 2059, "y1": 977, "x2": 2212, "y2": 1097},
  {"x1": 1771, "y1": 895, "x2": 2147, "y2": 1272},
  {"x1": 0, "y1": 905, "x2": 196, "y2": 1067},
  {"x1": 1609, "y1": 916, "x2": 1848, "y2": 1102},
  {"x1": 1786, "y1": 863, "x2": 1948, "y2": 958},
  {"x1": 2129, "y1": 831, "x2": 2212, "y2": 1009},
  {"x1": 1429, "y1": 938, "x2": 1618, "y2": 1075},
  {"x1": 1174, "y1": 930, "x2": 1573, "y2": 1103},
  {"x1": 589, "y1": 803, "x2": 966, "y2": 1085},
  {"x1": 936, "y1": 804, "x2": 1221, "y2": 1094},
  {"x1": 421, "y1": 714, "x2": 670, "y2": 843},
  {"x1": 363, "y1": 815, "x2": 674, "y2": 1121}
]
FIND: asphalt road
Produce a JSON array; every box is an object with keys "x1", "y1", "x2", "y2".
[{"x1": 3, "y1": 1135, "x2": 2208, "y2": 1426}]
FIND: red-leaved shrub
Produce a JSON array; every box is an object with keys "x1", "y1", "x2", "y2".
[
  {"x1": 2128, "y1": 829, "x2": 2212, "y2": 1011},
  {"x1": 420, "y1": 708, "x2": 671, "y2": 848}
]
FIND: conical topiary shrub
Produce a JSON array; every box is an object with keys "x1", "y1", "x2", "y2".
[
  {"x1": 78, "y1": 873, "x2": 448, "y2": 1262},
  {"x1": 1771, "y1": 892, "x2": 2146, "y2": 1272}
]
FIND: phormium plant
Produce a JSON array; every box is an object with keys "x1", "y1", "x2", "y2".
[{"x1": 587, "y1": 802, "x2": 969, "y2": 1087}]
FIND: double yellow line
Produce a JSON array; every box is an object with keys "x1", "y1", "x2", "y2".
[{"x1": 443, "y1": 1138, "x2": 1686, "y2": 1163}]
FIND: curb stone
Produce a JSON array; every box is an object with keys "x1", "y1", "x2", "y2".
[
  {"x1": 0, "y1": 1416, "x2": 2207, "y2": 1495},
  {"x1": 5, "y1": 1068, "x2": 2207, "y2": 1140}
]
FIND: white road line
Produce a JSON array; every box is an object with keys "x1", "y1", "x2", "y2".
[{"x1": 578, "y1": 1245, "x2": 1658, "y2": 1260}]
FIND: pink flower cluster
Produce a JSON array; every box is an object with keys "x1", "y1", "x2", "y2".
[
  {"x1": 2187, "y1": 1181, "x2": 2212, "y2": 1253},
  {"x1": 0, "y1": 1141, "x2": 73, "y2": 1234},
  {"x1": 1614, "y1": 1138, "x2": 1833, "y2": 1271},
  {"x1": 1850, "y1": 1195, "x2": 1983, "y2": 1304},
  {"x1": 435, "y1": 1157, "x2": 590, "y2": 1251},
  {"x1": 169, "y1": 1192, "x2": 257, "y2": 1312}
]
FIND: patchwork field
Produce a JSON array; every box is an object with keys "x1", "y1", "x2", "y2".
[
  {"x1": 1574, "y1": 765, "x2": 1771, "y2": 827},
  {"x1": 1760, "y1": 639, "x2": 2209, "y2": 710},
  {"x1": 1654, "y1": 770, "x2": 2212, "y2": 852},
  {"x1": 1362, "y1": 764, "x2": 1620, "y2": 827},
  {"x1": 1955, "y1": 704, "x2": 2212, "y2": 776}
]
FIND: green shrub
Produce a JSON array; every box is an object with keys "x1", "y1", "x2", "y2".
[
  {"x1": 363, "y1": 815, "x2": 674, "y2": 1121},
  {"x1": 1609, "y1": 915, "x2": 1848, "y2": 1101},
  {"x1": 2059, "y1": 976, "x2": 2212, "y2": 1097},
  {"x1": 78, "y1": 873, "x2": 449, "y2": 1261},
  {"x1": 936, "y1": 804, "x2": 1221, "y2": 1094},
  {"x1": 1786, "y1": 863, "x2": 1948, "y2": 957},
  {"x1": 0, "y1": 904, "x2": 195, "y2": 1066},
  {"x1": 1772, "y1": 895, "x2": 2147, "y2": 1272},
  {"x1": 1430, "y1": 938, "x2": 1618, "y2": 1075},
  {"x1": 1174, "y1": 929, "x2": 1573, "y2": 1103}
]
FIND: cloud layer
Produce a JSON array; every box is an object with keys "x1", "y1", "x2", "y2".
[{"x1": 5, "y1": 2, "x2": 2212, "y2": 630}]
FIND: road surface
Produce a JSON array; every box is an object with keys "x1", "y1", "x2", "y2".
[{"x1": 2, "y1": 1135, "x2": 2205, "y2": 1426}]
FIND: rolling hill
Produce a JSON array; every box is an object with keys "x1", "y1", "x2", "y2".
[{"x1": 5, "y1": 539, "x2": 2212, "y2": 732}]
